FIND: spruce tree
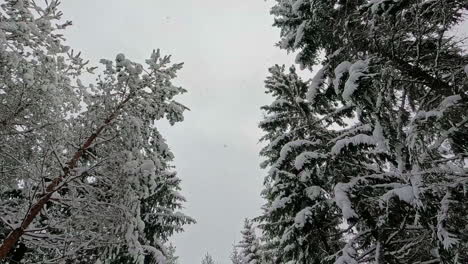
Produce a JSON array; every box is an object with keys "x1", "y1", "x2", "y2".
[
  {"x1": 264, "y1": 0, "x2": 468, "y2": 263},
  {"x1": 201, "y1": 253, "x2": 216, "y2": 264},
  {"x1": 237, "y1": 219, "x2": 262, "y2": 264},
  {"x1": 165, "y1": 244, "x2": 180, "y2": 264},
  {"x1": 230, "y1": 244, "x2": 244, "y2": 264},
  {"x1": 258, "y1": 65, "x2": 343, "y2": 264}
]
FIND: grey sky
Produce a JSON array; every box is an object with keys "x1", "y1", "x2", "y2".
[
  {"x1": 60, "y1": 2, "x2": 467, "y2": 264},
  {"x1": 61, "y1": 1, "x2": 298, "y2": 263}
]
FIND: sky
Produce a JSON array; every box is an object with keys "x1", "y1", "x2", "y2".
[
  {"x1": 60, "y1": 1, "x2": 301, "y2": 263},
  {"x1": 60, "y1": 2, "x2": 467, "y2": 264}
]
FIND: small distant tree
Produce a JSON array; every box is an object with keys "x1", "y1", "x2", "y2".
[
  {"x1": 201, "y1": 252, "x2": 216, "y2": 264},
  {"x1": 166, "y1": 244, "x2": 179, "y2": 264},
  {"x1": 237, "y1": 219, "x2": 262, "y2": 264},
  {"x1": 230, "y1": 244, "x2": 243, "y2": 264}
]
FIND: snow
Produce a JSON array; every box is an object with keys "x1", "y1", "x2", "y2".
[
  {"x1": 270, "y1": 98, "x2": 290, "y2": 108},
  {"x1": 367, "y1": 0, "x2": 386, "y2": 14},
  {"x1": 306, "y1": 66, "x2": 326, "y2": 102},
  {"x1": 142, "y1": 245, "x2": 166, "y2": 263},
  {"x1": 334, "y1": 244, "x2": 358, "y2": 264},
  {"x1": 0, "y1": 2, "x2": 195, "y2": 263},
  {"x1": 438, "y1": 94, "x2": 461, "y2": 109},
  {"x1": 265, "y1": 0, "x2": 467, "y2": 262},
  {"x1": 0, "y1": 21, "x2": 19, "y2": 31},
  {"x1": 294, "y1": 21, "x2": 307, "y2": 48},
  {"x1": 280, "y1": 228, "x2": 293, "y2": 244},
  {"x1": 23, "y1": 68, "x2": 34, "y2": 86},
  {"x1": 274, "y1": 139, "x2": 321, "y2": 168},
  {"x1": 50, "y1": 191, "x2": 62, "y2": 200},
  {"x1": 140, "y1": 160, "x2": 155, "y2": 171},
  {"x1": 294, "y1": 151, "x2": 326, "y2": 170},
  {"x1": 294, "y1": 207, "x2": 312, "y2": 228},
  {"x1": 409, "y1": 165, "x2": 423, "y2": 207},
  {"x1": 279, "y1": 34, "x2": 292, "y2": 49},
  {"x1": 333, "y1": 61, "x2": 351, "y2": 95},
  {"x1": 412, "y1": 94, "x2": 461, "y2": 121},
  {"x1": 334, "y1": 183, "x2": 357, "y2": 220},
  {"x1": 292, "y1": 0, "x2": 305, "y2": 14},
  {"x1": 294, "y1": 96, "x2": 305, "y2": 103},
  {"x1": 330, "y1": 48, "x2": 343, "y2": 58},
  {"x1": 413, "y1": 110, "x2": 442, "y2": 120},
  {"x1": 372, "y1": 121, "x2": 388, "y2": 152},
  {"x1": 295, "y1": 50, "x2": 307, "y2": 70},
  {"x1": 268, "y1": 131, "x2": 292, "y2": 151},
  {"x1": 342, "y1": 60, "x2": 369, "y2": 102},
  {"x1": 331, "y1": 134, "x2": 376, "y2": 155},
  {"x1": 333, "y1": 124, "x2": 372, "y2": 142},
  {"x1": 116, "y1": 53, "x2": 126, "y2": 63},
  {"x1": 100, "y1": 58, "x2": 114, "y2": 72},
  {"x1": 259, "y1": 114, "x2": 282, "y2": 126},
  {"x1": 269, "y1": 196, "x2": 291, "y2": 212},
  {"x1": 381, "y1": 185, "x2": 415, "y2": 205},
  {"x1": 437, "y1": 192, "x2": 459, "y2": 249},
  {"x1": 305, "y1": 186, "x2": 322, "y2": 200}
]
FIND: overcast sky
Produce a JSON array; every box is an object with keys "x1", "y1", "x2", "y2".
[
  {"x1": 60, "y1": 1, "x2": 301, "y2": 263},
  {"x1": 60, "y1": 2, "x2": 467, "y2": 264}
]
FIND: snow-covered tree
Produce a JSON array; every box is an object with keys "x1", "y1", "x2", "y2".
[
  {"x1": 165, "y1": 244, "x2": 180, "y2": 264},
  {"x1": 0, "y1": 1, "x2": 193, "y2": 263},
  {"x1": 230, "y1": 244, "x2": 243, "y2": 264},
  {"x1": 264, "y1": 0, "x2": 468, "y2": 263},
  {"x1": 257, "y1": 65, "x2": 342, "y2": 263},
  {"x1": 257, "y1": 236, "x2": 277, "y2": 264},
  {"x1": 201, "y1": 252, "x2": 216, "y2": 264},
  {"x1": 237, "y1": 219, "x2": 262, "y2": 264}
]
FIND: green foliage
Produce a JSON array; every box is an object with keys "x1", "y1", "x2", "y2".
[{"x1": 259, "y1": 0, "x2": 468, "y2": 263}]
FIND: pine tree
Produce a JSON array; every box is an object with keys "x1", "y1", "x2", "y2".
[
  {"x1": 0, "y1": 1, "x2": 193, "y2": 263},
  {"x1": 266, "y1": 0, "x2": 468, "y2": 263}
]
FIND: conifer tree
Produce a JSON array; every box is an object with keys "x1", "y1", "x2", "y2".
[
  {"x1": 0, "y1": 1, "x2": 193, "y2": 263},
  {"x1": 263, "y1": 0, "x2": 468, "y2": 263},
  {"x1": 230, "y1": 244, "x2": 244, "y2": 264},
  {"x1": 165, "y1": 244, "x2": 180, "y2": 264},
  {"x1": 201, "y1": 253, "x2": 216, "y2": 264},
  {"x1": 257, "y1": 65, "x2": 342, "y2": 263},
  {"x1": 237, "y1": 219, "x2": 262, "y2": 264}
]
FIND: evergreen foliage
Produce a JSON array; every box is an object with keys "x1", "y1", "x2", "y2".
[
  {"x1": 236, "y1": 219, "x2": 262, "y2": 264},
  {"x1": 201, "y1": 253, "x2": 216, "y2": 264},
  {"x1": 257, "y1": 0, "x2": 468, "y2": 263},
  {"x1": 258, "y1": 65, "x2": 342, "y2": 263},
  {"x1": 230, "y1": 244, "x2": 243, "y2": 264}
]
